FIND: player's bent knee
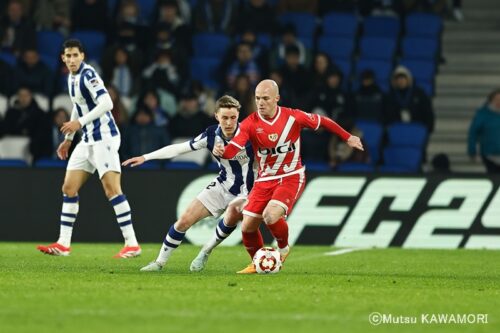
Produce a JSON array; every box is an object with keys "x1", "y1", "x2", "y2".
[
  {"x1": 175, "y1": 214, "x2": 195, "y2": 232},
  {"x1": 61, "y1": 184, "x2": 78, "y2": 197}
]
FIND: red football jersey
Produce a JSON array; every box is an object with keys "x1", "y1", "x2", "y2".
[{"x1": 227, "y1": 106, "x2": 322, "y2": 181}]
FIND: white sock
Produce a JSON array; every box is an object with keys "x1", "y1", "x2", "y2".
[
  {"x1": 56, "y1": 195, "x2": 79, "y2": 248},
  {"x1": 156, "y1": 225, "x2": 185, "y2": 265},
  {"x1": 202, "y1": 218, "x2": 237, "y2": 253}
]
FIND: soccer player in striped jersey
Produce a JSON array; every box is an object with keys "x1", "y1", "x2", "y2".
[
  {"x1": 122, "y1": 95, "x2": 255, "y2": 272},
  {"x1": 37, "y1": 39, "x2": 141, "y2": 258},
  {"x1": 216, "y1": 79, "x2": 364, "y2": 273}
]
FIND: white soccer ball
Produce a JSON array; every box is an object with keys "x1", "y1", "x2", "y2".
[{"x1": 253, "y1": 247, "x2": 282, "y2": 274}]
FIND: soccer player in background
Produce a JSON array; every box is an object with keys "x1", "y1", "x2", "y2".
[
  {"x1": 215, "y1": 79, "x2": 364, "y2": 274},
  {"x1": 37, "y1": 39, "x2": 141, "y2": 258},
  {"x1": 122, "y1": 95, "x2": 255, "y2": 272}
]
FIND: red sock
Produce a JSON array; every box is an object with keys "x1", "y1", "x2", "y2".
[
  {"x1": 242, "y1": 230, "x2": 264, "y2": 259},
  {"x1": 266, "y1": 218, "x2": 289, "y2": 249}
]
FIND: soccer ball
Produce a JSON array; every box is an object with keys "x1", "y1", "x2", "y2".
[{"x1": 253, "y1": 247, "x2": 282, "y2": 274}]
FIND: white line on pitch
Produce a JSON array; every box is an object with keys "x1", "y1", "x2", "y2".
[{"x1": 324, "y1": 248, "x2": 367, "y2": 256}]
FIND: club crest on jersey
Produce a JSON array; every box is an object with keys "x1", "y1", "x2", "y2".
[{"x1": 268, "y1": 133, "x2": 278, "y2": 142}]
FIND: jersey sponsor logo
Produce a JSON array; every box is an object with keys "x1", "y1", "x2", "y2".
[
  {"x1": 258, "y1": 143, "x2": 296, "y2": 156},
  {"x1": 268, "y1": 133, "x2": 278, "y2": 142}
]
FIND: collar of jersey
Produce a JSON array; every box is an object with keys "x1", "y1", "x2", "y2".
[
  {"x1": 216, "y1": 123, "x2": 240, "y2": 141},
  {"x1": 257, "y1": 106, "x2": 281, "y2": 126}
]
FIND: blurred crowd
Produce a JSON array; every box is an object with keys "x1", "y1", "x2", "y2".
[{"x1": 0, "y1": 0, "x2": 469, "y2": 170}]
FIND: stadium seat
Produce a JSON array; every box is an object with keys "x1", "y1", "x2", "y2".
[
  {"x1": 0, "y1": 136, "x2": 31, "y2": 163},
  {"x1": 405, "y1": 13, "x2": 443, "y2": 38},
  {"x1": 0, "y1": 159, "x2": 29, "y2": 168},
  {"x1": 37, "y1": 30, "x2": 64, "y2": 57},
  {"x1": 0, "y1": 51, "x2": 16, "y2": 66},
  {"x1": 362, "y1": 16, "x2": 400, "y2": 39},
  {"x1": 355, "y1": 58, "x2": 393, "y2": 91},
  {"x1": 52, "y1": 94, "x2": 73, "y2": 114},
  {"x1": 318, "y1": 36, "x2": 355, "y2": 61},
  {"x1": 381, "y1": 147, "x2": 423, "y2": 172},
  {"x1": 322, "y1": 12, "x2": 358, "y2": 37},
  {"x1": 417, "y1": 81, "x2": 434, "y2": 97},
  {"x1": 190, "y1": 57, "x2": 221, "y2": 90},
  {"x1": 192, "y1": 33, "x2": 231, "y2": 58},
  {"x1": 399, "y1": 59, "x2": 436, "y2": 95},
  {"x1": 0, "y1": 94, "x2": 7, "y2": 118},
  {"x1": 39, "y1": 54, "x2": 59, "y2": 72},
  {"x1": 359, "y1": 37, "x2": 397, "y2": 61},
  {"x1": 278, "y1": 12, "x2": 317, "y2": 39},
  {"x1": 34, "y1": 158, "x2": 68, "y2": 168},
  {"x1": 402, "y1": 37, "x2": 439, "y2": 61},
  {"x1": 356, "y1": 121, "x2": 383, "y2": 164},
  {"x1": 166, "y1": 161, "x2": 204, "y2": 170},
  {"x1": 70, "y1": 30, "x2": 106, "y2": 61},
  {"x1": 378, "y1": 164, "x2": 415, "y2": 173},
  {"x1": 336, "y1": 162, "x2": 375, "y2": 172},
  {"x1": 386, "y1": 122, "x2": 428, "y2": 148},
  {"x1": 136, "y1": 0, "x2": 156, "y2": 23},
  {"x1": 303, "y1": 161, "x2": 331, "y2": 172},
  {"x1": 332, "y1": 59, "x2": 352, "y2": 82}
]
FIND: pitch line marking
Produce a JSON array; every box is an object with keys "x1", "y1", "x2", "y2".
[{"x1": 324, "y1": 248, "x2": 367, "y2": 256}]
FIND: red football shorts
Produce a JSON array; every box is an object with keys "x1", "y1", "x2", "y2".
[{"x1": 243, "y1": 172, "x2": 306, "y2": 218}]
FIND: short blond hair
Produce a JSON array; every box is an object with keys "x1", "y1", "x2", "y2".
[{"x1": 215, "y1": 95, "x2": 241, "y2": 113}]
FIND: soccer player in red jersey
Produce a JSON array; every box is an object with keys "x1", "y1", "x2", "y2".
[{"x1": 214, "y1": 79, "x2": 364, "y2": 273}]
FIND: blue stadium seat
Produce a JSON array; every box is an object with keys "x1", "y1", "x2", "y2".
[
  {"x1": 402, "y1": 37, "x2": 439, "y2": 61},
  {"x1": 318, "y1": 36, "x2": 355, "y2": 61},
  {"x1": 37, "y1": 30, "x2": 64, "y2": 57},
  {"x1": 386, "y1": 122, "x2": 428, "y2": 148},
  {"x1": 34, "y1": 158, "x2": 67, "y2": 168},
  {"x1": 381, "y1": 147, "x2": 422, "y2": 172},
  {"x1": 70, "y1": 30, "x2": 106, "y2": 61},
  {"x1": 332, "y1": 59, "x2": 352, "y2": 80},
  {"x1": 0, "y1": 51, "x2": 16, "y2": 66},
  {"x1": 190, "y1": 57, "x2": 221, "y2": 89},
  {"x1": 322, "y1": 12, "x2": 358, "y2": 37},
  {"x1": 356, "y1": 121, "x2": 383, "y2": 164},
  {"x1": 0, "y1": 159, "x2": 29, "y2": 167},
  {"x1": 359, "y1": 37, "x2": 397, "y2": 61},
  {"x1": 336, "y1": 162, "x2": 374, "y2": 173},
  {"x1": 278, "y1": 12, "x2": 317, "y2": 38},
  {"x1": 192, "y1": 33, "x2": 231, "y2": 58},
  {"x1": 136, "y1": 0, "x2": 156, "y2": 23},
  {"x1": 355, "y1": 58, "x2": 393, "y2": 91},
  {"x1": 417, "y1": 81, "x2": 434, "y2": 96},
  {"x1": 405, "y1": 13, "x2": 443, "y2": 38},
  {"x1": 39, "y1": 54, "x2": 59, "y2": 72},
  {"x1": 298, "y1": 36, "x2": 313, "y2": 50},
  {"x1": 399, "y1": 59, "x2": 436, "y2": 92},
  {"x1": 378, "y1": 164, "x2": 415, "y2": 173},
  {"x1": 362, "y1": 16, "x2": 400, "y2": 39},
  {"x1": 166, "y1": 161, "x2": 204, "y2": 170}
]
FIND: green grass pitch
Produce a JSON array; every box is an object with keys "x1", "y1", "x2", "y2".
[{"x1": 0, "y1": 243, "x2": 499, "y2": 333}]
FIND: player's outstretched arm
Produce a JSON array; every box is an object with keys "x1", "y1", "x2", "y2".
[
  {"x1": 318, "y1": 115, "x2": 364, "y2": 151},
  {"x1": 122, "y1": 141, "x2": 193, "y2": 167},
  {"x1": 122, "y1": 156, "x2": 145, "y2": 167}
]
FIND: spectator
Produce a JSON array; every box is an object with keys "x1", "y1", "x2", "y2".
[
  {"x1": 142, "y1": 49, "x2": 181, "y2": 96},
  {"x1": 193, "y1": 0, "x2": 238, "y2": 34},
  {"x1": 468, "y1": 88, "x2": 500, "y2": 173},
  {"x1": 33, "y1": 0, "x2": 71, "y2": 35},
  {"x1": 71, "y1": 0, "x2": 108, "y2": 32},
  {"x1": 226, "y1": 73, "x2": 255, "y2": 119},
  {"x1": 386, "y1": 66, "x2": 434, "y2": 133},
  {"x1": 138, "y1": 89, "x2": 170, "y2": 127},
  {"x1": 102, "y1": 46, "x2": 140, "y2": 97},
  {"x1": 278, "y1": 44, "x2": 312, "y2": 109},
  {"x1": 269, "y1": 69, "x2": 295, "y2": 106},
  {"x1": 309, "y1": 69, "x2": 348, "y2": 124},
  {"x1": 2, "y1": 87, "x2": 47, "y2": 160},
  {"x1": 154, "y1": 0, "x2": 191, "y2": 54},
  {"x1": 225, "y1": 41, "x2": 261, "y2": 90},
  {"x1": 15, "y1": 48, "x2": 55, "y2": 97},
  {"x1": 270, "y1": 24, "x2": 310, "y2": 68},
  {"x1": 123, "y1": 107, "x2": 170, "y2": 159},
  {"x1": 237, "y1": 0, "x2": 278, "y2": 34},
  {"x1": 349, "y1": 70, "x2": 387, "y2": 124},
  {"x1": 0, "y1": 58, "x2": 16, "y2": 96},
  {"x1": 0, "y1": 0, "x2": 36, "y2": 56},
  {"x1": 169, "y1": 92, "x2": 214, "y2": 139},
  {"x1": 107, "y1": 85, "x2": 129, "y2": 128},
  {"x1": 310, "y1": 52, "x2": 337, "y2": 91},
  {"x1": 112, "y1": 0, "x2": 148, "y2": 51},
  {"x1": 190, "y1": 80, "x2": 216, "y2": 117}
]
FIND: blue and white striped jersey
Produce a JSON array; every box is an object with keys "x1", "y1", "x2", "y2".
[
  {"x1": 67, "y1": 62, "x2": 119, "y2": 144},
  {"x1": 190, "y1": 124, "x2": 255, "y2": 196}
]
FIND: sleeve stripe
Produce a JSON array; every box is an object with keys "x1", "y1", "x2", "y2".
[
  {"x1": 230, "y1": 141, "x2": 244, "y2": 149},
  {"x1": 96, "y1": 89, "x2": 107, "y2": 98},
  {"x1": 315, "y1": 115, "x2": 321, "y2": 130}
]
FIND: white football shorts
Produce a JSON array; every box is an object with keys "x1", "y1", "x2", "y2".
[
  {"x1": 67, "y1": 137, "x2": 121, "y2": 178},
  {"x1": 197, "y1": 179, "x2": 247, "y2": 217}
]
